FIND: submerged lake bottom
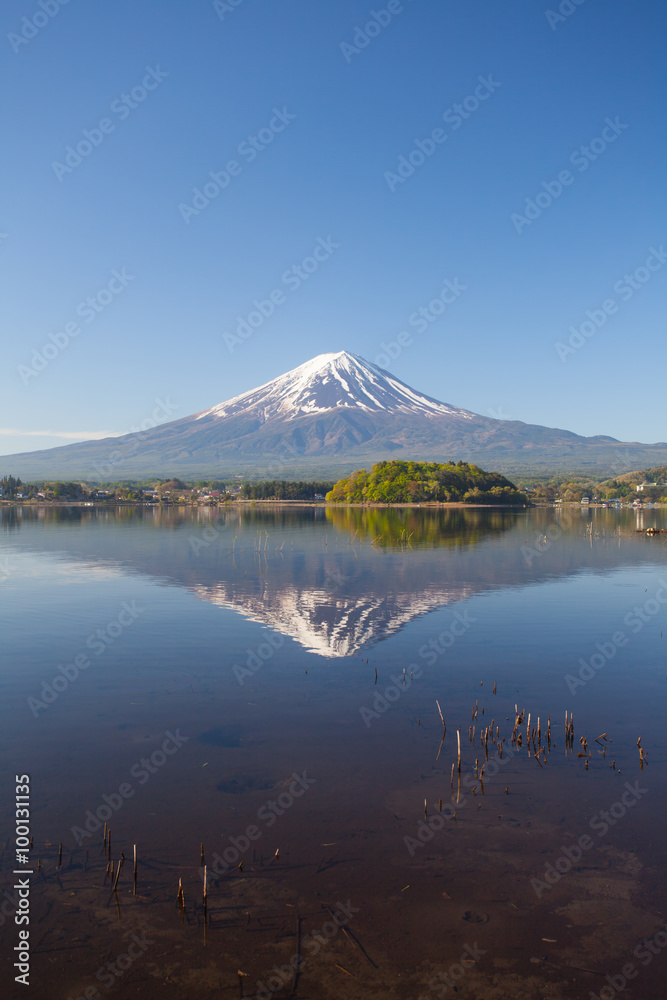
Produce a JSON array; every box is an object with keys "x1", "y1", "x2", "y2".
[{"x1": 1, "y1": 504, "x2": 666, "y2": 999}]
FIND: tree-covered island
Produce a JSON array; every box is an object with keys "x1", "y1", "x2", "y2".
[{"x1": 325, "y1": 461, "x2": 528, "y2": 505}]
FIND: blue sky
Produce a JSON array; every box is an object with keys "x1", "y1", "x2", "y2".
[{"x1": 1, "y1": 0, "x2": 665, "y2": 457}]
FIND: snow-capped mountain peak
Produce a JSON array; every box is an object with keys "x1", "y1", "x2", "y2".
[
  {"x1": 196, "y1": 351, "x2": 474, "y2": 421},
  {"x1": 5, "y1": 350, "x2": 667, "y2": 479}
]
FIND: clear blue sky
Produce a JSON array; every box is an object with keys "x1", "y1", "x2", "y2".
[{"x1": 2, "y1": 0, "x2": 665, "y2": 456}]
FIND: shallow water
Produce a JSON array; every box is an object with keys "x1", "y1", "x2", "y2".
[{"x1": 1, "y1": 504, "x2": 666, "y2": 999}]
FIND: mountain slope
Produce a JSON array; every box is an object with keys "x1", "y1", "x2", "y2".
[
  {"x1": 3, "y1": 351, "x2": 667, "y2": 479},
  {"x1": 198, "y1": 352, "x2": 476, "y2": 420}
]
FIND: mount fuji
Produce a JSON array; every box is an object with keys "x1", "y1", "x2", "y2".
[{"x1": 3, "y1": 351, "x2": 667, "y2": 479}]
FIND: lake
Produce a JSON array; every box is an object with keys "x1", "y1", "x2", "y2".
[{"x1": 1, "y1": 504, "x2": 666, "y2": 999}]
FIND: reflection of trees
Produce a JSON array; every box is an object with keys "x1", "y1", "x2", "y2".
[
  {"x1": 324, "y1": 506, "x2": 520, "y2": 548},
  {"x1": 4, "y1": 504, "x2": 654, "y2": 551},
  {"x1": 1, "y1": 503, "x2": 518, "y2": 547},
  {"x1": 1, "y1": 507, "x2": 24, "y2": 532},
  {"x1": 0, "y1": 503, "x2": 332, "y2": 536}
]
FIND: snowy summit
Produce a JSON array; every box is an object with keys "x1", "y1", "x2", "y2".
[
  {"x1": 4, "y1": 350, "x2": 666, "y2": 479},
  {"x1": 196, "y1": 351, "x2": 474, "y2": 422}
]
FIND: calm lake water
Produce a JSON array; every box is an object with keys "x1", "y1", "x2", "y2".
[{"x1": 1, "y1": 504, "x2": 667, "y2": 999}]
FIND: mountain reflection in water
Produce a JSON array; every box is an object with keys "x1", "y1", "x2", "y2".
[{"x1": 2, "y1": 504, "x2": 663, "y2": 658}]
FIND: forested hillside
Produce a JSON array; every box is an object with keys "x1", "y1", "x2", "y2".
[{"x1": 326, "y1": 461, "x2": 527, "y2": 504}]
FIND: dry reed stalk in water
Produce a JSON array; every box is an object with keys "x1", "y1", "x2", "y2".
[{"x1": 112, "y1": 857, "x2": 123, "y2": 892}]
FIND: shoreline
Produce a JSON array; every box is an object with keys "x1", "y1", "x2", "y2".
[
  {"x1": 4, "y1": 499, "x2": 638, "y2": 510},
  {"x1": 2, "y1": 500, "x2": 662, "y2": 510},
  {"x1": 0, "y1": 499, "x2": 531, "y2": 509}
]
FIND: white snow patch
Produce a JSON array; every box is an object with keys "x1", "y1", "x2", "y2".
[{"x1": 196, "y1": 351, "x2": 476, "y2": 422}]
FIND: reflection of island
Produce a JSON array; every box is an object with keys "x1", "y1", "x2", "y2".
[
  {"x1": 190, "y1": 578, "x2": 477, "y2": 657},
  {"x1": 324, "y1": 506, "x2": 521, "y2": 548}
]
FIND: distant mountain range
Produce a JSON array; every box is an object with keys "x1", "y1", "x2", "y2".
[{"x1": 3, "y1": 351, "x2": 667, "y2": 479}]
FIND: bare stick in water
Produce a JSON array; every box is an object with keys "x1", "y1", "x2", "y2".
[{"x1": 113, "y1": 857, "x2": 124, "y2": 892}]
